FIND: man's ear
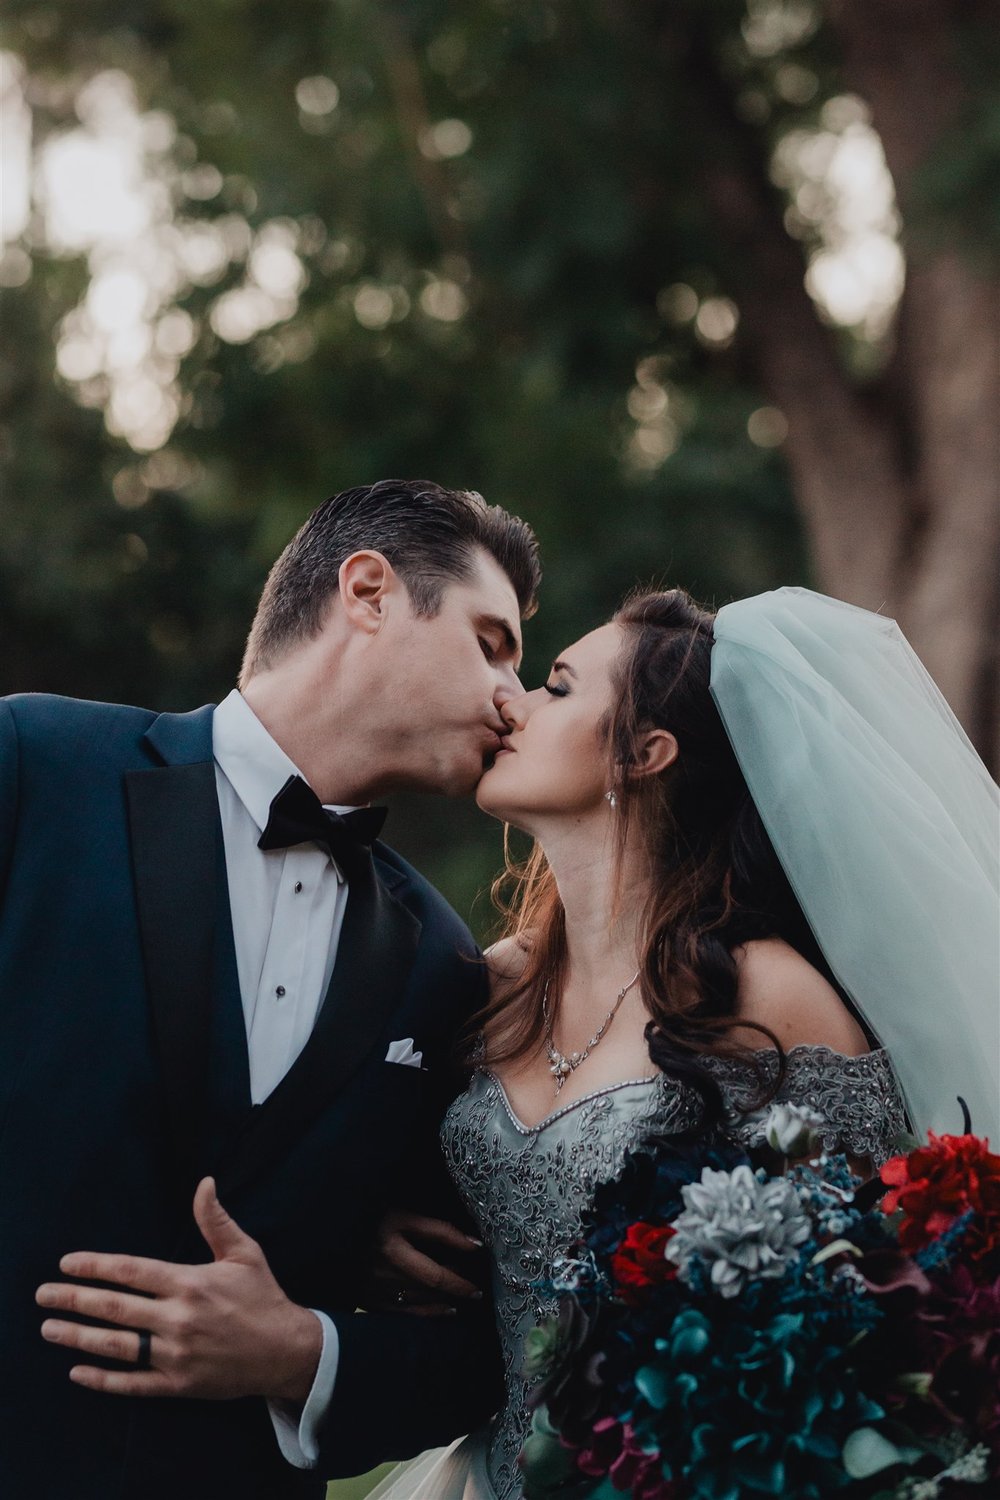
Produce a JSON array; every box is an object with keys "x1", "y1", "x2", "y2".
[
  {"x1": 338, "y1": 551, "x2": 395, "y2": 633},
  {"x1": 628, "y1": 729, "x2": 678, "y2": 780}
]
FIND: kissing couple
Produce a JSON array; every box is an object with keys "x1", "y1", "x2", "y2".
[{"x1": 3, "y1": 480, "x2": 997, "y2": 1500}]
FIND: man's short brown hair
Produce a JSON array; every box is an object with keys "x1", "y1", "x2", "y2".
[{"x1": 240, "y1": 479, "x2": 540, "y2": 682}]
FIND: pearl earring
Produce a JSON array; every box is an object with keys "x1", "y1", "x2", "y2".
[{"x1": 605, "y1": 789, "x2": 617, "y2": 808}]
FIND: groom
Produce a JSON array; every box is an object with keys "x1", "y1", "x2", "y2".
[{"x1": 0, "y1": 480, "x2": 540, "y2": 1499}]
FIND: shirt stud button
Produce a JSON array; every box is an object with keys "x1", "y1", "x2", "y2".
[
  {"x1": 275, "y1": 985, "x2": 286, "y2": 998},
  {"x1": 294, "y1": 881, "x2": 303, "y2": 893}
]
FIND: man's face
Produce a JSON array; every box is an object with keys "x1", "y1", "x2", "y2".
[{"x1": 378, "y1": 548, "x2": 524, "y2": 795}]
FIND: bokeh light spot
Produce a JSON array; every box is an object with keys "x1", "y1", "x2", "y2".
[
  {"x1": 695, "y1": 297, "x2": 739, "y2": 347},
  {"x1": 419, "y1": 278, "x2": 467, "y2": 321},
  {"x1": 295, "y1": 76, "x2": 340, "y2": 116},
  {"x1": 747, "y1": 407, "x2": 789, "y2": 447},
  {"x1": 419, "y1": 119, "x2": 473, "y2": 160},
  {"x1": 353, "y1": 284, "x2": 396, "y2": 330}
]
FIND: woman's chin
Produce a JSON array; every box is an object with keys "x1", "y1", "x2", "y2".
[
  {"x1": 477, "y1": 757, "x2": 548, "y2": 832},
  {"x1": 476, "y1": 770, "x2": 520, "y2": 823},
  {"x1": 475, "y1": 780, "x2": 509, "y2": 819}
]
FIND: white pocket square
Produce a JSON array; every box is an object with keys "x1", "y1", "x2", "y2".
[{"x1": 385, "y1": 1037, "x2": 424, "y2": 1069}]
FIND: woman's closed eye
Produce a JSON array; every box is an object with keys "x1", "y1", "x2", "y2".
[{"x1": 544, "y1": 681, "x2": 569, "y2": 697}]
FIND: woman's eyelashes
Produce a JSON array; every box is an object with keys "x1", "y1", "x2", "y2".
[{"x1": 544, "y1": 681, "x2": 570, "y2": 697}]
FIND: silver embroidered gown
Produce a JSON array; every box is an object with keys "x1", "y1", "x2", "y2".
[{"x1": 367, "y1": 1046, "x2": 906, "y2": 1500}]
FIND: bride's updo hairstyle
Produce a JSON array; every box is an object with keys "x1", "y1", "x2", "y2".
[{"x1": 482, "y1": 588, "x2": 827, "y2": 1125}]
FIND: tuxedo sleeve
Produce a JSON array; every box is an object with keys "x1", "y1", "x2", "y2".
[{"x1": 312, "y1": 1304, "x2": 502, "y2": 1478}]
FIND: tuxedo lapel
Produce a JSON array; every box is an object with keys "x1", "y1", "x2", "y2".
[
  {"x1": 128, "y1": 704, "x2": 423, "y2": 1201},
  {"x1": 125, "y1": 706, "x2": 221, "y2": 1197},
  {"x1": 216, "y1": 854, "x2": 421, "y2": 1198},
  {"x1": 205, "y1": 837, "x2": 254, "y2": 1139}
]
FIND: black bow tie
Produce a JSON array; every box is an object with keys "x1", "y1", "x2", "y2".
[{"x1": 258, "y1": 775, "x2": 387, "y2": 877}]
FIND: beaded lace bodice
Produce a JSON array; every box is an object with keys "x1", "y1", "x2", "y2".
[{"x1": 439, "y1": 1046, "x2": 906, "y2": 1500}]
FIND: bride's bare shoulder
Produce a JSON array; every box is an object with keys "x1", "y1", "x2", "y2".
[
  {"x1": 733, "y1": 937, "x2": 869, "y2": 1055},
  {"x1": 484, "y1": 934, "x2": 532, "y2": 998}
]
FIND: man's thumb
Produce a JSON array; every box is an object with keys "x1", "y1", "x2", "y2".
[{"x1": 193, "y1": 1176, "x2": 255, "y2": 1262}]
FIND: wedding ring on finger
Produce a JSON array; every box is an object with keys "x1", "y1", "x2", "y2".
[
  {"x1": 394, "y1": 1289, "x2": 407, "y2": 1307},
  {"x1": 135, "y1": 1329, "x2": 152, "y2": 1370}
]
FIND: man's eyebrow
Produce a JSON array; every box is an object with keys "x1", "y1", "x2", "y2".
[
  {"x1": 480, "y1": 614, "x2": 522, "y2": 660},
  {"x1": 551, "y1": 659, "x2": 578, "y2": 679}
]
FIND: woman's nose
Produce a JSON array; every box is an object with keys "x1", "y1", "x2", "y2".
[{"x1": 499, "y1": 689, "x2": 531, "y2": 731}]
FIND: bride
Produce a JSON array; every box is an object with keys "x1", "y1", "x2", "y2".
[{"x1": 368, "y1": 585, "x2": 998, "y2": 1500}]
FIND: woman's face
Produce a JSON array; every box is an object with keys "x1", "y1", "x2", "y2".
[{"x1": 476, "y1": 622, "x2": 624, "y2": 830}]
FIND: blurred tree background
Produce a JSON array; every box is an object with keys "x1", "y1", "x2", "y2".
[
  {"x1": 3, "y1": 0, "x2": 999, "y2": 922},
  {"x1": 1, "y1": 2, "x2": 998, "y2": 1493}
]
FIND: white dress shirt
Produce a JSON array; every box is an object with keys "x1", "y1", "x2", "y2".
[
  {"x1": 213, "y1": 688, "x2": 353, "y2": 1106},
  {"x1": 212, "y1": 688, "x2": 349, "y2": 1465}
]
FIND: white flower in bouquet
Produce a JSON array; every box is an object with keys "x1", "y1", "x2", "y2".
[
  {"x1": 765, "y1": 1100, "x2": 827, "y2": 1158},
  {"x1": 549, "y1": 1252, "x2": 598, "y2": 1295},
  {"x1": 665, "y1": 1163, "x2": 812, "y2": 1297}
]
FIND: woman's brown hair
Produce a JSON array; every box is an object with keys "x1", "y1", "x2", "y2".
[{"x1": 475, "y1": 589, "x2": 825, "y2": 1122}]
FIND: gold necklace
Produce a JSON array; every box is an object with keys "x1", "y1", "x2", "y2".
[{"x1": 542, "y1": 971, "x2": 640, "y2": 1093}]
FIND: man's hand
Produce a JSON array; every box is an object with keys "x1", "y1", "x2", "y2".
[
  {"x1": 35, "y1": 1177, "x2": 322, "y2": 1402},
  {"x1": 370, "y1": 1209, "x2": 485, "y2": 1316}
]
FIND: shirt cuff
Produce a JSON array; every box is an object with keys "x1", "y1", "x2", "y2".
[{"x1": 267, "y1": 1309, "x2": 339, "y2": 1468}]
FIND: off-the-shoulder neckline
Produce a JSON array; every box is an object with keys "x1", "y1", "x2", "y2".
[{"x1": 482, "y1": 1044, "x2": 890, "y2": 1136}]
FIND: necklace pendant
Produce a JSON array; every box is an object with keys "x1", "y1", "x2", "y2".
[{"x1": 541, "y1": 968, "x2": 640, "y2": 1100}]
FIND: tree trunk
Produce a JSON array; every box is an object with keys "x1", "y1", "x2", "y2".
[
  {"x1": 829, "y1": 0, "x2": 1000, "y2": 758},
  {"x1": 658, "y1": 1, "x2": 1000, "y2": 766}
]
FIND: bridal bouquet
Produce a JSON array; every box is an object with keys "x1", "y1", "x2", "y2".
[{"x1": 519, "y1": 1105, "x2": 1000, "y2": 1500}]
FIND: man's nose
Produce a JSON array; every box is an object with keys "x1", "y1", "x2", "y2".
[{"x1": 493, "y1": 663, "x2": 523, "y2": 709}]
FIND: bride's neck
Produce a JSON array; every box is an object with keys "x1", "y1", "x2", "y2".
[{"x1": 537, "y1": 819, "x2": 648, "y2": 988}]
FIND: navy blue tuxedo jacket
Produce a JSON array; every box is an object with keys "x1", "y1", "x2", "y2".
[{"x1": 0, "y1": 694, "x2": 501, "y2": 1500}]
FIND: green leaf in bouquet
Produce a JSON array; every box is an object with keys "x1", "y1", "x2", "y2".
[
  {"x1": 795, "y1": 1427, "x2": 841, "y2": 1461},
  {"x1": 730, "y1": 1433, "x2": 787, "y2": 1494},
  {"x1": 842, "y1": 1427, "x2": 923, "y2": 1479},
  {"x1": 893, "y1": 1371, "x2": 933, "y2": 1400},
  {"x1": 635, "y1": 1362, "x2": 671, "y2": 1410},
  {"x1": 523, "y1": 1319, "x2": 565, "y2": 1382},
  {"x1": 667, "y1": 1307, "x2": 712, "y2": 1361},
  {"x1": 587, "y1": 1482, "x2": 621, "y2": 1500},
  {"x1": 857, "y1": 1396, "x2": 888, "y2": 1424},
  {"x1": 520, "y1": 1405, "x2": 582, "y2": 1499},
  {"x1": 800, "y1": 1391, "x2": 823, "y2": 1428}
]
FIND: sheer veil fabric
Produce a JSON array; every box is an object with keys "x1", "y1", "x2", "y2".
[
  {"x1": 362, "y1": 1434, "x2": 487, "y2": 1499},
  {"x1": 710, "y1": 587, "x2": 1000, "y2": 1142}
]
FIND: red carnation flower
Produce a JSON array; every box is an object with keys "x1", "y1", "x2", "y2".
[
  {"x1": 881, "y1": 1132, "x2": 1000, "y2": 1268},
  {"x1": 576, "y1": 1419, "x2": 677, "y2": 1500},
  {"x1": 610, "y1": 1221, "x2": 677, "y2": 1306}
]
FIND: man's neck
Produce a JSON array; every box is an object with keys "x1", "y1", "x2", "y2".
[{"x1": 240, "y1": 674, "x2": 384, "y2": 807}]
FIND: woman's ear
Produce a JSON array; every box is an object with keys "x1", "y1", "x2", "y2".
[{"x1": 628, "y1": 728, "x2": 679, "y2": 780}]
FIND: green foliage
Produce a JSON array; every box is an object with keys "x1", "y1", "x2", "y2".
[{"x1": 12, "y1": 0, "x2": 995, "y2": 919}]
